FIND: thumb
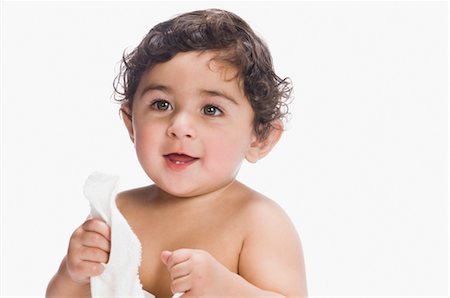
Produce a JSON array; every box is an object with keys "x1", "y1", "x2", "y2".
[{"x1": 160, "y1": 250, "x2": 172, "y2": 266}]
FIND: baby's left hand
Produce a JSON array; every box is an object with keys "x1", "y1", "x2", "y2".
[{"x1": 160, "y1": 248, "x2": 234, "y2": 297}]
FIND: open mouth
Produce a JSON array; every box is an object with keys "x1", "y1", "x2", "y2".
[{"x1": 163, "y1": 153, "x2": 199, "y2": 170}]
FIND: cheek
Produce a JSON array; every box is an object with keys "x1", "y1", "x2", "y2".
[
  {"x1": 205, "y1": 128, "x2": 252, "y2": 167},
  {"x1": 133, "y1": 122, "x2": 162, "y2": 157}
]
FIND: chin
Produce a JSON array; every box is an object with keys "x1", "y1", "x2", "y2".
[
  {"x1": 154, "y1": 179, "x2": 201, "y2": 198},
  {"x1": 163, "y1": 187, "x2": 204, "y2": 199}
]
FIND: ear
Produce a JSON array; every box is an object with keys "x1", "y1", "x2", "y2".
[
  {"x1": 120, "y1": 104, "x2": 134, "y2": 143},
  {"x1": 245, "y1": 121, "x2": 283, "y2": 163}
]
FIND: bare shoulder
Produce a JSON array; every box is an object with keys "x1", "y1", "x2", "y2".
[
  {"x1": 239, "y1": 186, "x2": 292, "y2": 226},
  {"x1": 115, "y1": 185, "x2": 153, "y2": 214},
  {"x1": 236, "y1": 183, "x2": 298, "y2": 237},
  {"x1": 237, "y1": 183, "x2": 308, "y2": 296}
]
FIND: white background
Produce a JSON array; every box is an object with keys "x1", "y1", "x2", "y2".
[{"x1": 1, "y1": 1, "x2": 448, "y2": 297}]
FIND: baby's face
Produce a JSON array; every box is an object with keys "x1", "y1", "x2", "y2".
[{"x1": 124, "y1": 51, "x2": 257, "y2": 197}]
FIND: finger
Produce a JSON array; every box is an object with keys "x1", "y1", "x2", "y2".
[
  {"x1": 167, "y1": 249, "x2": 193, "y2": 269},
  {"x1": 66, "y1": 259, "x2": 104, "y2": 283},
  {"x1": 82, "y1": 219, "x2": 111, "y2": 241},
  {"x1": 161, "y1": 250, "x2": 172, "y2": 266},
  {"x1": 170, "y1": 274, "x2": 191, "y2": 294},
  {"x1": 75, "y1": 260, "x2": 105, "y2": 277},
  {"x1": 170, "y1": 259, "x2": 191, "y2": 280},
  {"x1": 81, "y1": 231, "x2": 110, "y2": 253},
  {"x1": 80, "y1": 246, "x2": 110, "y2": 264}
]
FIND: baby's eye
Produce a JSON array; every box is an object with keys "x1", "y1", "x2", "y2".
[
  {"x1": 151, "y1": 100, "x2": 172, "y2": 111},
  {"x1": 202, "y1": 104, "x2": 223, "y2": 116}
]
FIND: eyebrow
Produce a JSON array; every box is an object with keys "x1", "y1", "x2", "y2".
[
  {"x1": 139, "y1": 84, "x2": 172, "y2": 98},
  {"x1": 200, "y1": 89, "x2": 239, "y2": 105},
  {"x1": 139, "y1": 84, "x2": 239, "y2": 105}
]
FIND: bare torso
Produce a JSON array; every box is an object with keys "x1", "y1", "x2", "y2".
[{"x1": 116, "y1": 180, "x2": 257, "y2": 297}]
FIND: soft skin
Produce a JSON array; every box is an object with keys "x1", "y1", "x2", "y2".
[
  {"x1": 122, "y1": 50, "x2": 276, "y2": 198},
  {"x1": 46, "y1": 51, "x2": 307, "y2": 297}
]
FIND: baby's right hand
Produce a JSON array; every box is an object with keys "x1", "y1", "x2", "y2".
[{"x1": 65, "y1": 218, "x2": 111, "y2": 284}]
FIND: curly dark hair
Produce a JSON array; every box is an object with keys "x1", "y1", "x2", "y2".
[{"x1": 113, "y1": 9, "x2": 292, "y2": 140}]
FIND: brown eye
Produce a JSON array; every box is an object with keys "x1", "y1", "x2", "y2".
[
  {"x1": 203, "y1": 104, "x2": 222, "y2": 116},
  {"x1": 151, "y1": 100, "x2": 172, "y2": 111}
]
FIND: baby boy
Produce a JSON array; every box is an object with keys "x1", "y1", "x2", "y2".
[{"x1": 47, "y1": 9, "x2": 307, "y2": 297}]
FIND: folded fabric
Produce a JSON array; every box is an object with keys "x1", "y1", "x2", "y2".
[{"x1": 84, "y1": 172, "x2": 183, "y2": 298}]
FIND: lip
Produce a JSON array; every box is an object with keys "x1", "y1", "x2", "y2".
[{"x1": 163, "y1": 153, "x2": 199, "y2": 171}]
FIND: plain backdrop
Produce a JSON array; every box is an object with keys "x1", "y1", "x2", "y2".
[{"x1": 1, "y1": 1, "x2": 448, "y2": 297}]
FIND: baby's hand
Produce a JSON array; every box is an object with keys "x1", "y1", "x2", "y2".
[
  {"x1": 161, "y1": 249, "x2": 233, "y2": 297},
  {"x1": 65, "y1": 218, "x2": 111, "y2": 284}
]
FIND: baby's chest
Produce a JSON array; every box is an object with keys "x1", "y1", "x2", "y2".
[{"x1": 132, "y1": 214, "x2": 244, "y2": 297}]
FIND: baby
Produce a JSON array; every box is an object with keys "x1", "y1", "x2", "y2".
[{"x1": 46, "y1": 9, "x2": 307, "y2": 297}]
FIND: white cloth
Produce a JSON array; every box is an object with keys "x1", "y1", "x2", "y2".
[{"x1": 84, "y1": 172, "x2": 183, "y2": 298}]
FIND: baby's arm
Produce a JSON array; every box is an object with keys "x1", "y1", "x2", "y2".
[
  {"x1": 46, "y1": 218, "x2": 111, "y2": 297},
  {"x1": 161, "y1": 199, "x2": 307, "y2": 297},
  {"x1": 234, "y1": 199, "x2": 308, "y2": 297},
  {"x1": 46, "y1": 255, "x2": 91, "y2": 297}
]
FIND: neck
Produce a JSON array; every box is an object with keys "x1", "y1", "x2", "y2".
[{"x1": 154, "y1": 179, "x2": 239, "y2": 207}]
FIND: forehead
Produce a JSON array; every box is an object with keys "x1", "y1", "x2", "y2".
[{"x1": 136, "y1": 51, "x2": 246, "y2": 101}]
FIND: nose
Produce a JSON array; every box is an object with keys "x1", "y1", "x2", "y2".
[{"x1": 166, "y1": 112, "x2": 196, "y2": 140}]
